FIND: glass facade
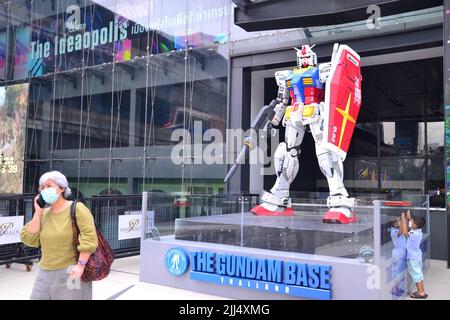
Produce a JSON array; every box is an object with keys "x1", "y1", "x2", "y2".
[
  {"x1": 1, "y1": 0, "x2": 236, "y2": 197},
  {"x1": 342, "y1": 57, "x2": 444, "y2": 205},
  {"x1": 0, "y1": 1, "x2": 445, "y2": 207}
]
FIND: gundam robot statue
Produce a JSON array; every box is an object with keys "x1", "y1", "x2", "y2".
[{"x1": 225, "y1": 43, "x2": 362, "y2": 224}]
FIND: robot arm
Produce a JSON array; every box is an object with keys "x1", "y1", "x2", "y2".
[{"x1": 271, "y1": 70, "x2": 291, "y2": 126}]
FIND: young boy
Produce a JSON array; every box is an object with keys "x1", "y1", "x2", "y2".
[
  {"x1": 401, "y1": 210, "x2": 427, "y2": 299},
  {"x1": 389, "y1": 216, "x2": 407, "y2": 276}
]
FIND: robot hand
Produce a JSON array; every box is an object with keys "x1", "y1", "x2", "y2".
[
  {"x1": 266, "y1": 121, "x2": 273, "y2": 133},
  {"x1": 261, "y1": 121, "x2": 277, "y2": 139}
]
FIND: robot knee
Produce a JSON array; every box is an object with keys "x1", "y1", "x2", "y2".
[{"x1": 274, "y1": 142, "x2": 288, "y2": 162}]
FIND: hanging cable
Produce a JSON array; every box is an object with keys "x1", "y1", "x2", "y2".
[
  {"x1": 76, "y1": 0, "x2": 89, "y2": 199},
  {"x1": 49, "y1": 0, "x2": 61, "y2": 170},
  {"x1": 107, "y1": 0, "x2": 118, "y2": 195},
  {"x1": 113, "y1": 69, "x2": 125, "y2": 150},
  {"x1": 188, "y1": 52, "x2": 197, "y2": 194},
  {"x1": 142, "y1": 17, "x2": 151, "y2": 193},
  {"x1": 148, "y1": 52, "x2": 159, "y2": 188},
  {"x1": 54, "y1": 78, "x2": 67, "y2": 151}
]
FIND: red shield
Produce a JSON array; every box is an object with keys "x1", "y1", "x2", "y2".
[{"x1": 322, "y1": 45, "x2": 362, "y2": 161}]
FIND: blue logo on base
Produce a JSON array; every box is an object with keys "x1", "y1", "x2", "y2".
[{"x1": 165, "y1": 248, "x2": 189, "y2": 276}]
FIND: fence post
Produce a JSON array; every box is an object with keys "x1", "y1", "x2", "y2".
[
  {"x1": 141, "y1": 192, "x2": 148, "y2": 240},
  {"x1": 373, "y1": 200, "x2": 381, "y2": 267}
]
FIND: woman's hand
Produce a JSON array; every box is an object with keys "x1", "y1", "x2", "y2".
[
  {"x1": 70, "y1": 264, "x2": 85, "y2": 279},
  {"x1": 26, "y1": 196, "x2": 46, "y2": 234},
  {"x1": 33, "y1": 195, "x2": 45, "y2": 217}
]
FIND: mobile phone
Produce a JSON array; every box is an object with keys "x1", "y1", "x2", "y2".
[{"x1": 36, "y1": 193, "x2": 46, "y2": 208}]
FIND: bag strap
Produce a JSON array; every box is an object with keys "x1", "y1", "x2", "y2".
[
  {"x1": 70, "y1": 201, "x2": 81, "y2": 249},
  {"x1": 70, "y1": 200, "x2": 78, "y2": 225}
]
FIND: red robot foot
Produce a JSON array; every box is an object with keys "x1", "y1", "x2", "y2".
[
  {"x1": 251, "y1": 203, "x2": 294, "y2": 216},
  {"x1": 322, "y1": 208, "x2": 356, "y2": 224}
]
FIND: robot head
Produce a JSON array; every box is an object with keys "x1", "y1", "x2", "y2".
[{"x1": 294, "y1": 45, "x2": 317, "y2": 68}]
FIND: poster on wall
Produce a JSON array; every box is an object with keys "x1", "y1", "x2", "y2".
[
  {"x1": 118, "y1": 213, "x2": 142, "y2": 240},
  {"x1": 0, "y1": 83, "x2": 28, "y2": 194},
  {"x1": 0, "y1": 216, "x2": 24, "y2": 245}
]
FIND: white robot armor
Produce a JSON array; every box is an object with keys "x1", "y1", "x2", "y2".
[{"x1": 251, "y1": 43, "x2": 362, "y2": 224}]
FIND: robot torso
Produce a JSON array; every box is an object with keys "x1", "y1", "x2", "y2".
[{"x1": 286, "y1": 66, "x2": 324, "y2": 105}]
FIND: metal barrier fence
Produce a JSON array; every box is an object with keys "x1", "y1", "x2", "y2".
[
  {"x1": 0, "y1": 194, "x2": 143, "y2": 269},
  {"x1": 0, "y1": 195, "x2": 39, "y2": 270},
  {"x1": 0, "y1": 193, "x2": 259, "y2": 269},
  {"x1": 143, "y1": 193, "x2": 259, "y2": 238}
]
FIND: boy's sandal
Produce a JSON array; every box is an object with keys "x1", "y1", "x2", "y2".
[{"x1": 410, "y1": 292, "x2": 428, "y2": 299}]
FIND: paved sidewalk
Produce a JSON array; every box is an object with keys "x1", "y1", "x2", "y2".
[
  {"x1": 1, "y1": 256, "x2": 449, "y2": 300},
  {"x1": 0, "y1": 255, "x2": 229, "y2": 300},
  {"x1": 405, "y1": 259, "x2": 450, "y2": 300}
]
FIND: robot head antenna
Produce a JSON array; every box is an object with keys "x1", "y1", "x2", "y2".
[{"x1": 294, "y1": 44, "x2": 317, "y2": 68}]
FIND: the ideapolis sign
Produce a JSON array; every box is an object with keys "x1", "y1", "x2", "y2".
[
  {"x1": 165, "y1": 248, "x2": 332, "y2": 300},
  {"x1": 29, "y1": 2, "x2": 231, "y2": 62},
  {"x1": 31, "y1": 16, "x2": 128, "y2": 60}
]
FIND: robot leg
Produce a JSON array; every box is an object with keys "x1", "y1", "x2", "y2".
[
  {"x1": 252, "y1": 125, "x2": 304, "y2": 216},
  {"x1": 315, "y1": 143, "x2": 356, "y2": 224}
]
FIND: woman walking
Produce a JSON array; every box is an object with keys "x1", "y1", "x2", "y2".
[{"x1": 21, "y1": 171, "x2": 98, "y2": 300}]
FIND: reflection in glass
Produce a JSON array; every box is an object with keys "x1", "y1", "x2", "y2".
[
  {"x1": 380, "y1": 121, "x2": 425, "y2": 157},
  {"x1": 380, "y1": 158, "x2": 425, "y2": 194},
  {"x1": 427, "y1": 121, "x2": 444, "y2": 207}
]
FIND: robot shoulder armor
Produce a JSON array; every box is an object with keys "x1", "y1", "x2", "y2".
[
  {"x1": 319, "y1": 62, "x2": 332, "y2": 83},
  {"x1": 274, "y1": 70, "x2": 292, "y2": 87}
]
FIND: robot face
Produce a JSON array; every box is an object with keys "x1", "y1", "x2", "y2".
[
  {"x1": 301, "y1": 57, "x2": 310, "y2": 67},
  {"x1": 295, "y1": 45, "x2": 317, "y2": 68}
]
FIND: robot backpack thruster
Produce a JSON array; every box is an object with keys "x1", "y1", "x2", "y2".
[{"x1": 225, "y1": 43, "x2": 363, "y2": 224}]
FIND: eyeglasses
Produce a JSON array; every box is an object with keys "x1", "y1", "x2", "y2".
[{"x1": 38, "y1": 182, "x2": 59, "y2": 192}]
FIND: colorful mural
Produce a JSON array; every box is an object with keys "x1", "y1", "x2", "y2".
[{"x1": 0, "y1": 83, "x2": 28, "y2": 194}]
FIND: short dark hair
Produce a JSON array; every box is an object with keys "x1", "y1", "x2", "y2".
[
  {"x1": 389, "y1": 219, "x2": 399, "y2": 228},
  {"x1": 413, "y1": 216, "x2": 426, "y2": 229}
]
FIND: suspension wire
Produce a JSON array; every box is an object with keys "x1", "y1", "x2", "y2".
[
  {"x1": 82, "y1": 3, "x2": 97, "y2": 153},
  {"x1": 82, "y1": 65, "x2": 95, "y2": 151},
  {"x1": 28, "y1": 81, "x2": 41, "y2": 190},
  {"x1": 82, "y1": 71, "x2": 93, "y2": 194},
  {"x1": 181, "y1": 0, "x2": 190, "y2": 196},
  {"x1": 84, "y1": 2, "x2": 98, "y2": 194},
  {"x1": 148, "y1": 51, "x2": 158, "y2": 188},
  {"x1": 111, "y1": 68, "x2": 125, "y2": 190},
  {"x1": 107, "y1": 0, "x2": 118, "y2": 195},
  {"x1": 142, "y1": 6, "x2": 151, "y2": 193},
  {"x1": 49, "y1": 0, "x2": 61, "y2": 170},
  {"x1": 76, "y1": 0, "x2": 89, "y2": 199},
  {"x1": 113, "y1": 69, "x2": 125, "y2": 150},
  {"x1": 26, "y1": 0, "x2": 36, "y2": 192},
  {"x1": 188, "y1": 52, "x2": 197, "y2": 194},
  {"x1": 54, "y1": 78, "x2": 67, "y2": 151},
  {"x1": 144, "y1": 26, "x2": 159, "y2": 190}
]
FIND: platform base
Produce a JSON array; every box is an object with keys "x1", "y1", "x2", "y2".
[
  {"x1": 140, "y1": 236, "x2": 381, "y2": 300},
  {"x1": 175, "y1": 210, "x2": 391, "y2": 258}
]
